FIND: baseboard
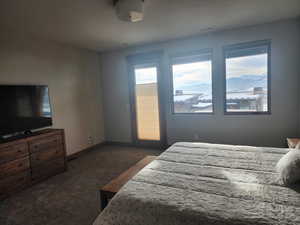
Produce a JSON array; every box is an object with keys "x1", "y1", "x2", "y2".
[{"x1": 67, "y1": 142, "x2": 106, "y2": 161}]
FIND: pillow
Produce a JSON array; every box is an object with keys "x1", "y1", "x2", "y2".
[
  {"x1": 276, "y1": 149, "x2": 300, "y2": 185},
  {"x1": 287, "y1": 138, "x2": 300, "y2": 148}
]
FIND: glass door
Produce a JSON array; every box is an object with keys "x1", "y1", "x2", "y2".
[{"x1": 128, "y1": 59, "x2": 166, "y2": 148}]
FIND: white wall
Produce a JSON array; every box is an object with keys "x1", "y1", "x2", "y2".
[
  {"x1": 100, "y1": 19, "x2": 300, "y2": 147},
  {"x1": 0, "y1": 33, "x2": 105, "y2": 155}
]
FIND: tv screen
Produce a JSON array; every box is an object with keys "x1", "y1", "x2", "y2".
[{"x1": 0, "y1": 85, "x2": 53, "y2": 136}]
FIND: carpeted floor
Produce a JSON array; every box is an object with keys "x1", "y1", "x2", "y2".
[{"x1": 0, "y1": 145, "x2": 162, "y2": 225}]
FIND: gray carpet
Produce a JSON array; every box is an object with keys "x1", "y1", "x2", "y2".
[{"x1": 0, "y1": 145, "x2": 162, "y2": 225}]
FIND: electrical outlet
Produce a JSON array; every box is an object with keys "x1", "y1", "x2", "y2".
[{"x1": 88, "y1": 136, "x2": 93, "y2": 145}]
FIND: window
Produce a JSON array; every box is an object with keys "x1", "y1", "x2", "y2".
[
  {"x1": 171, "y1": 51, "x2": 213, "y2": 113},
  {"x1": 224, "y1": 41, "x2": 270, "y2": 114}
]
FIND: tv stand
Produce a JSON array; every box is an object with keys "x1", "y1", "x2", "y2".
[
  {"x1": 0, "y1": 129, "x2": 67, "y2": 200},
  {"x1": 24, "y1": 130, "x2": 33, "y2": 135}
]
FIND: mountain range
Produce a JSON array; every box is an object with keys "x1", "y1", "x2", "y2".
[
  {"x1": 175, "y1": 75, "x2": 267, "y2": 94},
  {"x1": 226, "y1": 75, "x2": 267, "y2": 92}
]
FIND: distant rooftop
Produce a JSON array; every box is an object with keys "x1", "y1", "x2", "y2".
[
  {"x1": 192, "y1": 102, "x2": 212, "y2": 108},
  {"x1": 174, "y1": 95, "x2": 195, "y2": 102}
]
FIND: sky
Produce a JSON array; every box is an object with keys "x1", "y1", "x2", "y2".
[
  {"x1": 173, "y1": 61, "x2": 212, "y2": 85},
  {"x1": 135, "y1": 67, "x2": 157, "y2": 84},
  {"x1": 134, "y1": 53, "x2": 267, "y2": 86},
  {"x1": 226, "y1": 53, "x2": 267, "y2": 78}
]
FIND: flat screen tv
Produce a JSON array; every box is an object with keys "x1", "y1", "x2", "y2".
[{"x1": 0, "y1": 85, "x2": 53, "y2": 136}]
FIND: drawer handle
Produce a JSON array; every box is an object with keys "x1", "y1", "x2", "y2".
[{"x1": 18, "y1": 163, "x2": 23, "y2": 167}]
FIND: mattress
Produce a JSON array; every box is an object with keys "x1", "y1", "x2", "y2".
[{"x1": 93, "y1": 142, "x2": 300, "y2": 225}]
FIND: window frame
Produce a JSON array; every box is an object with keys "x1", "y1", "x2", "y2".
[
  {"x1": 223, "y1": 40, "x2": 271, "y2": 115},
  {"x1": 169, "y1": 49, "x2": 214, "y2": 115}
]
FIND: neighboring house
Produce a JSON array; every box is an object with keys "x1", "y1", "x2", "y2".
[
  {"x1": 226, "y1": 87, "x2": 266, "y2": 111},
  {"x1": 174, "y1": 92, "x2": 212, "y2": 113},
  {"x1": 174, "y1": 87, "x2": 266, "y2": 113}
]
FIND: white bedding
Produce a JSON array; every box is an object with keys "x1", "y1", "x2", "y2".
[{"x1": 93, "y1": 142, "x2": 300, "y2": 225}]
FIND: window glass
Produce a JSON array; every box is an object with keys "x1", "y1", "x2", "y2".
[
  {"x1": 172, "y1": 53, "x2": 213, "y2": 113},
  {"x1": 225, "y1": 44, "x2": 269, "y2": 113}
]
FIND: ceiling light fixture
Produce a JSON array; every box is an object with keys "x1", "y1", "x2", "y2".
[{"x1": 114, "y1": 0, "x2": 144, "y2": 22}]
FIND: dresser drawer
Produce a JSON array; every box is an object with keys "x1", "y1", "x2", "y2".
[
  {"x1": 0, "y1": 170, "x2": 31, "y2": 199},
  {"x1": 0, "y1": 143, "x2": 29, "y2": 164},
  {"x1": 31, "y1": 157, "x2": 65, "y2": 182},
  {"x1": 29, "y1": 134, "x2": 63, "y2": 153},
  {"x1": 30, "y1": 147, "x2": 65, "y2": 167},
  {"x1": 0, "y1": 157, "x2": 30, "y2": 179}
]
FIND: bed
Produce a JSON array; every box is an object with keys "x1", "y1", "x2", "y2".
[{"x1": 93, "y1": 142, "x2": 300, "y2": 225}]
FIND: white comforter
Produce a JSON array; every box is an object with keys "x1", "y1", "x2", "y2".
[{"x1": 93, "y1": 142, "x2": 300, "y2": 225}]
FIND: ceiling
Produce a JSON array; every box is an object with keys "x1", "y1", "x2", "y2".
[{"x1": 0, "y1": 0, "x2": 299, "y2": 52}]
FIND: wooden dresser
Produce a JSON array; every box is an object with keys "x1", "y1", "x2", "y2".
[{"x1": 0, "y1": 129, "x2": 67, "y2": 200}]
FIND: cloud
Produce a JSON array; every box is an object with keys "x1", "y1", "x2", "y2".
[
  {"x1": 135, "y1": 67, "x2": 157, "y2": 84},
  {"x1": 134, "y1": 54, "x2": 267, "y2": 87},
  {"x1": 226, "y1": 54, "x2": 267, "y2": 78},
  {"x1": 173, "y1": 61, "x2": 212, "y2": 85}
]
